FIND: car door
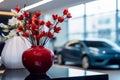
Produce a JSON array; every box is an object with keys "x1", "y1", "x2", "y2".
[
  {"x1": 63, "y1": 42, "x2": 82, "y2": 61},
  {"x1": 73, "y1": 42, "x2": 86, "y2": 61}
]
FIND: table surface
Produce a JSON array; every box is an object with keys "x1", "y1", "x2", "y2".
[{"x1": 0, "y1": 65, "x2": 108, "y2": 80}]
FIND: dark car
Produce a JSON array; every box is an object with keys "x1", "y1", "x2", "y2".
[{"x1": 56, "y1": 39, "x2": 120, "y2": 69}]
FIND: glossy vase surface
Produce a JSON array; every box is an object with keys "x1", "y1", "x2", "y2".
[
  {"x1": 1, "y1": 36, "x2": 31, "y2": 69},
  {"x1": 22, "y1": 46, "x2": 54, "y2": 75}
]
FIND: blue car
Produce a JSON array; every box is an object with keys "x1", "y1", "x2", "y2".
[{"x1": 56, "y1": 39, "x2": 120, "y2": 69}]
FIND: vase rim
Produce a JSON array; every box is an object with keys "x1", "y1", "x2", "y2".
[{"x1": 31, "y1": 45, "x2": 44, "y2": 47}]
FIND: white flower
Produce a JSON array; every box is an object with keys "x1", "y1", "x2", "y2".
[
  {"x1": 8, "y1": 17, "x2": 17, "y2": 26},
  {"x1": 8, "y1": 17, "x2": 23, "y2": 26},
  {"x1": 2, "y1": 27, "x2": 9, "y2": 32},
  {"x1": 1, "y1": 29, "x2": 17, "y2": 41},
  {"x1": 0, "y1": 23, "x2": 9, "y2": 32}
]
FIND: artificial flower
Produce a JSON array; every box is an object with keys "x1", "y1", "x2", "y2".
[
  {"x1": 52, "y1": 14, "x2": 58, "y2": 20},
  {"x1": 54, "y1": 26, "x2": 61, "y2": 33},
  {"x1": 8, "y1": 17, "x2": 22, "y2": 27},
  {"x1": 0, "y1": 6, "x2": 72, "y2": 46},
  {"x1": 58, "y1": 16, "x2": 64, "y2": 23},
  {"x1": 63, "y1": 8, "x2": 69, "y2": 15}
]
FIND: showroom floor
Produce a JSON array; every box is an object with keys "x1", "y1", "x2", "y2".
[{"x1": 55, "y1": 62, "x2": 120, "y2": 80}]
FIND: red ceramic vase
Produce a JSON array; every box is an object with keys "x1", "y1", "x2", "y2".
[{"x1": 22, "y1": 46, "x2": 54, "y2": 75}]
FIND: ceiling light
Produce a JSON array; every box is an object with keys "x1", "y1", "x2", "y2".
[
  {"x1": 0, "y1": 0, "x2": 4, "y2": 3},
  {"x1": 23, "y1": 0, "x2": 52, "y2": 11}
]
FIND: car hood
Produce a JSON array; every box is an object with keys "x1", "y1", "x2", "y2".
[{"x1": 88, "y1": 47, "x2": 120, "y2": 55}]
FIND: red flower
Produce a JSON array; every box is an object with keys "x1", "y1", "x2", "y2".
[
  {"x1": 12, "y1": 5, "x2": 72, "y2": 46},
  {"x1": 17, "y1": 26, "x2": 23, "y2": 32},
  {"x1": 22, "y1": 32, "x2": 30, "y2": 38},
  {"x1": 37, "y1": 31, "x2": 46, "y2": 40},
  {"x1": 32, "y1": 15, "x2": 38, "y2": 20},
  {"x1": 46, "y1": 21, "x2": 52, "y2": 28},
  {"x1": 30, "y1": 24, "x2": 39, "y2": 31},
  {"x1": 17, "y1": 15, "x2": 24, "y2": 20},
  {"x1": 54, "y1": 26, "x2": 61, "y2": 33},
  {"x1": 14, "y1": 6, "x2": 21, "y2": 13},
  {"x1": 46, "y1": 31, "x2": 54, "y2": 38},
  {"x1": 30, "y1": 23, "x2": 36, "y2": 30},
  {"x1": 52, "y1": 14, "x2": 58, "y2": 20},
  {"x1": 27, "y1": 19, "x2": 32, "y2": 24},
  {"x1": 58, "y1": 16, "x2": 64, "y2": 23},
  {"x1": 34, "y1": 11, "x2": 41, "y2": 17},
  {"x1": 63, "y1": 9, "x2": 69, "y2": 15},
  {"x1": 34, "y1": 26, "x2": 39, "y2": 31},
  {"x1": 24, "y1": 11, "x2": 30, "y2": 18},
  {"x1": 26, "y1": 24, "x2": 30, "y2": 29},
  {"x1": 39, "y1": 20, "x2": 45, "y2": 25},
  {"x1": 33, "y1": 18, "x2": 39, "y2": 25},
  {"x1": 67, "y1": 13, "x2": 72, "y2": 18}
]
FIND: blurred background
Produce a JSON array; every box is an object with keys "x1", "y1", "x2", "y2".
[
  {"x1": 0, "y1": 0, "x2": 120, "y2": 48},
  {"x1": 0, "y1": 0, "x2": 120, "y2": 80}
]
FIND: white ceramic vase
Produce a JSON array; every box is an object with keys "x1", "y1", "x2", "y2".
[{"x1": 1, "y1": 36, "x2": 31, "y2": 69}]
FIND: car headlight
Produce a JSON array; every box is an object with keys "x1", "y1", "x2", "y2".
[{"x1": 101, "y1": 50, "x2": 106, "y2": 54}]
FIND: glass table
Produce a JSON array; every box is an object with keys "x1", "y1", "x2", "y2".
[{"x1": 0, "y1": 65, "x2": 108, "y2": 80}]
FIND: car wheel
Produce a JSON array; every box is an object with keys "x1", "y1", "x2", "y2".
[
  {"x1": 57, "y1": 54, "x2": 65, "y2": 65},
  {"x1": 82, "y1": 56, "x2": 91, "y2": 69}
]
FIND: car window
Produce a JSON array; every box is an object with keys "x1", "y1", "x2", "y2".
[
  {"x1": 74, "y1": 44, "x2": 81, "y2": 48},
  {"x1": 68, "y1": 42, "x2": 85, "y2": 50},
  {"x1": 83, "y1": 41, "x2": 113, "y2": 48},
  {"x1": 65, "y1": 40, "x2": 79, "y2": 47},
  {"x1": 66, "y1": 41, "x2": 82, "y2": 48},
  {"x1": 68, "y1": 43, "x2": 75, "y2": 47},
  {"x1": 69, "y1": 43, "x2": 80, "y2": 48}
]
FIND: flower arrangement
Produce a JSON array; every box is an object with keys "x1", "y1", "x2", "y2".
[{"x1": 0, "y1": 6, "x2": 72, "y2": 46}]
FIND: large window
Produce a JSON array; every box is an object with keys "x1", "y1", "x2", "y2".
[
  {"x1": 86, "y1": 0, "x2": 116, "y2": 15},
  {"x1": 68, "y1": 4, "x2": 84, "y2": 40},
  {"x1": 118, "y1": 0, "x2": 120, "y2": 10},
  {"x1": 68, "y1": 0, "x2": 119, "y2": 44},
  {"x1": 68, "y1": 18, "x2": 84, "y2": 34},
  {"x1": 69, "y1": 4, "x2": 84, "y2": 18},
  {"x1": 68, "y1": 18, "x2": 84, "y2": 40},
  {"x1": 86, "y1": 12, "x2": 116, "y2": 41},
  {"x1": 118, "y1": 0, "x2": 120, "y2": 28}
]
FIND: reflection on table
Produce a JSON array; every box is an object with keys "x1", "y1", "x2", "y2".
[
  {"x1": 1, "y1": 69, "x2": 28, "y2": 80},
  {"x1": 25, "y1": 74, "x2": 50, "y2": 80},
  {"x1": 0, "y1": 65, "x2": 108, "y2": 80}
]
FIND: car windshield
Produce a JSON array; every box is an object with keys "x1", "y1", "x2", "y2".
[{"x1": 83, "y1": 41, "x2": 119, "y2": 48}]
